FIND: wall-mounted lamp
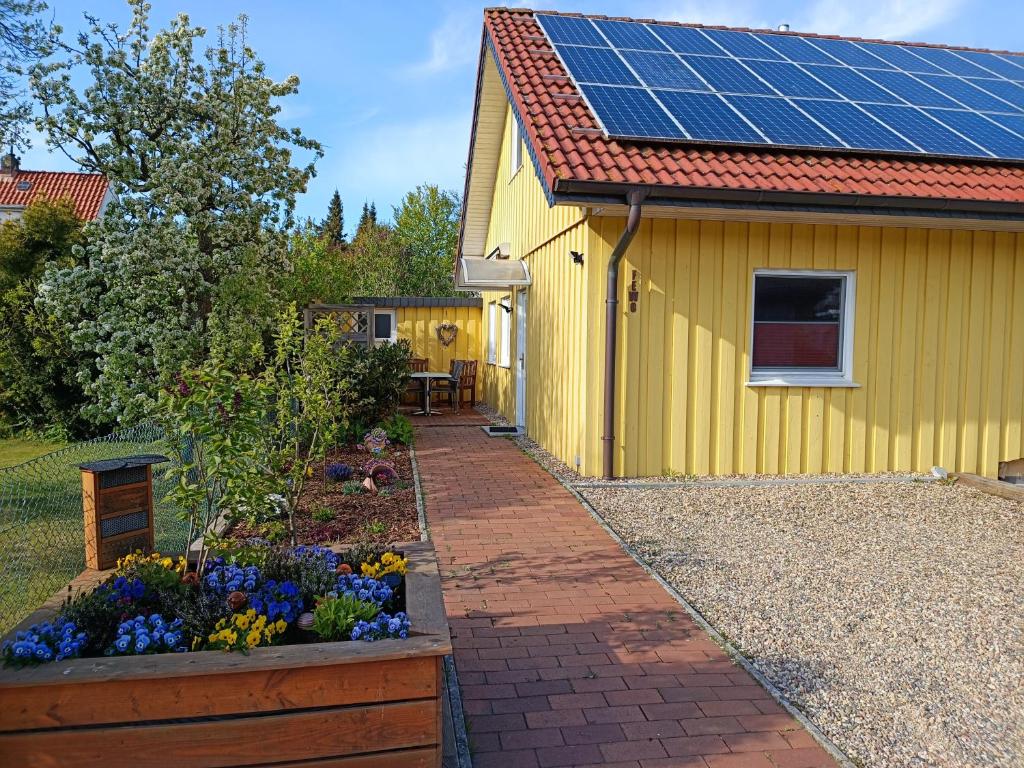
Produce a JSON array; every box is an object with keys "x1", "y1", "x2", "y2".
[
  {"x1": 487, "y1": 242, "x2": 511, "y2": 260},
  {"x1": 570, "y1": 250, "x2": 584, "y2": 265},
  {"x1": 499, "y1": 300, "x2": 513, "y2": 314}
]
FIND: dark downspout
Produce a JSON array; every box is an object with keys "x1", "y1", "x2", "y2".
[{"x1": 602, "y1": 191, "x2": 645, "y2": 480}]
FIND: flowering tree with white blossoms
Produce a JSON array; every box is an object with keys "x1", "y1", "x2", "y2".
[{"x1": 31, "y1": 0, "x2": 322, "y2": 423}]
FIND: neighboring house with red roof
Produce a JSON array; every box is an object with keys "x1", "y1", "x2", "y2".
[
  {"x1": 456, "y1": 8, "x2": 1024, "y2": 479},
  {"x1": 0, "y1": 153, "x2": 112, "y2": 222}
]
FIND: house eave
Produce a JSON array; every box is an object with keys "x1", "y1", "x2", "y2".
[{"x1": 551, "y1": 179, "x2": 1024, "y2": 229}]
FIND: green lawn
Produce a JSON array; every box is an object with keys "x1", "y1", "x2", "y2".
[{"x1": 0, "y1": 438, "x2": 66, "y2": 469}]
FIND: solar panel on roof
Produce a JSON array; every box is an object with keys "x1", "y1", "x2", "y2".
[
  {"x1": 915, "y1": 73, "x2": 1019, "y2": 112},
  {"x1": 578, "y1": 84, "x2": 686, "y2": 138},
  {"x1": 854, "y1": 42, "x2": 948, "y2": 74},
  {"x1": 924, "y1": 109, "x2": 1024, "y2": 158},
  {"x1": 621, "y1": 50, "x2": 709, "y2": 91},
  {"x1": 743, "y1": 59, "x2": 841, "y2": 98},
  {"x1": 859, "y1": 104, "x2": 989, "y2": 155},
  {"x1": 997, "y1": 54, "x2": 1024, "y2": 80},
  {"x1": 534, "y1": 13, "x2": 1024, "y2": 162},
  {"x1": 954, "y1": 50, "x2": 1024, "y2": 81},
  {"x1": 860, "y1": 69, "x2": 963, "y2": 109},
  {"x1": 558, "y1": 45, "x2": 640, "y2": 85},
  {"x1": 806, "y1": 38, "x2": 895, "y2": 70},
  {"x1": 725, "y1": 95, "x2": 845, "y2": 146},
  {"x1": 964, "y1": 78, "x2": 1024, "y2": 109},
  {"x1": 905, "y1": 46, "x2": 995, "y2": 78},
  {"x1": 793, "y1": 99, "x2": 919, "y2": 151},
  {"x1": 593, "y1": 19, "x2": 667, "y2": 51},
  {"x1": 758, "y1": 33, "x2": 839, "y2": 64},
  {"x1": 539, "y1": 14, "x2": 607, "y2": 46},
  {"x1": 655, "y1": 90, "x2": 764, "y2": 142},
  {"x1": 680, "y1": 55, "x2": 776, "y2": 95},
  {"x1": 700, "y1": 29, "x2": 786, "y2": 61},
  {"x1": 649, "y1": 25, "x2": 722, "y2": 56},
  {"x1": 803, "y1": 65, "x2": 906, "y2": 104},
  {"x1": 986, "y1": 112, "x2": 1024, "y2": 138}
]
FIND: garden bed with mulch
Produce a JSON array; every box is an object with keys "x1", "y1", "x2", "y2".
[{"x1": 234, "y1": 444, "x2": 420, "y2": 546}]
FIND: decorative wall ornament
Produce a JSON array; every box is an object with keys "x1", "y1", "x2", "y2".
[{"x1": 436, "y1": 321, "x2": 458, "y2": 347}]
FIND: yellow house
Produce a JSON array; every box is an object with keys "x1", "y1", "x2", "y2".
[{"x1": 455, "y1": 9, "x2": 1024, "y2": 479}]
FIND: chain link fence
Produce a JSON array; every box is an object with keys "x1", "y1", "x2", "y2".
[{"x1": 0, "y1": 423, "x2": 190, "y2": 635}]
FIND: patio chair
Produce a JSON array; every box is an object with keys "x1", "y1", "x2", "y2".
[
  {"x1": 432, "y1": 360, "x2": 465, "y2": 413},
  {"x1": 403, "y1": 358, "x2": 428, "y2": 405},
  {"x1": 456, "y1": 359, "x2": 478, "y2": 407}
]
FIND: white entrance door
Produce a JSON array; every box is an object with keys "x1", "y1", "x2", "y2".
[{"x1": 515, "y1": 290, "x2": 527, "y2": 429}]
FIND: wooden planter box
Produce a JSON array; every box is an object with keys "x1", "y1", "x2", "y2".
[{"x1": 0, "y1": 541, "x2": 450, "y2": 768}]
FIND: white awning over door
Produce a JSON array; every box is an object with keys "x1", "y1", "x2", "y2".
[{"x1": 456, "y1": 257, "x2": 532, "y2": 290}]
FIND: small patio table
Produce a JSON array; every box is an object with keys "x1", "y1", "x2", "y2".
[{"x1": 411, "y1": 371, "x2": 451, "y2": 416}]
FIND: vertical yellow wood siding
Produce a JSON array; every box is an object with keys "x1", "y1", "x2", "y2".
[
  {"x1": 474, "y1": 104, "x2": 1023, "y2": 479},
  {"x1": 590, "y1": 217, "x2": 1024, "y2": 478},
  {"x1": 395, "y1": 305, "x2": 482, "y2": 374},
  {"x1": 479, "y1": 103, "x2": 587, "y2": 431}
]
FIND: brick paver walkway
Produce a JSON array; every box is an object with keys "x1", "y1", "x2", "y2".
[{"x1": 415, "y1": 415, "x2": 839, "y2": 768}]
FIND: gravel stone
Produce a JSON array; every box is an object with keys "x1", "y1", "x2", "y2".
[{"x1": 581, "y1": 481, "x2": 1024, "y2": 768}]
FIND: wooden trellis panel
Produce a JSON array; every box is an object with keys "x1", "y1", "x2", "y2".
[{"x1": 303, "y1": 304, "x2": 374, "y2": 347}]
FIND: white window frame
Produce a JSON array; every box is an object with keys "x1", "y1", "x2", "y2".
[
  {"x1": 372, "y1": 308, "x2": 397, "y2": 345},
  {"x1": 498, "y1": 296, "x2": 512, "y2": 368},
  {"x1": 747, "y1": 269, "x2": 858, "y2": 388},
  {"x1": 487, "y1": 301, "x2": 497, "y2": 364},
  {"x1": 510, "y1": 117, "x2": 523, "y2": 179}
]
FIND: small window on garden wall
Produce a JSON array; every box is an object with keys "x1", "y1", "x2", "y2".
[
  {"x1": 510, "y1": 117, "x2": 523, "y2": 176},
  {"x1": 373, "y1": 309, "x2": 396, "y2": 345},
  {"x1": 487, "y1": 302, "x2": 497, "y2": 364},
  {"x1": 749, "y1": 271, "x2": 856, "y2": 387}
]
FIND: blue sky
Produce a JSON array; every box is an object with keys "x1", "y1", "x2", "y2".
[{"x1": 21, "y1": 0, "x2": 1024, "y2": 225}]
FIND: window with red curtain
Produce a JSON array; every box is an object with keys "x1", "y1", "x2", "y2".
[{"x1": 752, "y1": 275, "x2": 845, "y2": 370}]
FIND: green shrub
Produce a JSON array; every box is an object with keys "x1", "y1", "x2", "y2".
[
  {"x1": 378, "y1": 413, "x2": 413, "y2": 445},
  {"x1": 0, "y1": 199, "x2": 99, "y2": 437},
  {"x1": 311, "y1": 592, "x2": 379, "y2": 642},
  {"x1": 154, "y1": 360, "x2": 275, "y2": 571},
  {"x1": 339, "y1": 340, "x2": 412, "y2": 436}
]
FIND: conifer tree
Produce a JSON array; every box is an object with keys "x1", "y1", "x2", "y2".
[
  {"x1": 321, "y1": 189, "x2": 345, "y2": 245},
  {"x1": 355, "y1": 201, "x2": 377, "y2": 239}
]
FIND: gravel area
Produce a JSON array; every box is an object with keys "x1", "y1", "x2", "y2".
[{"x1": 582, "y1": 481, "x2": 1023, "y2": 768}]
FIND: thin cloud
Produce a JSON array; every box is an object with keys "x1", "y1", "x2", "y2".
[
  {"x1": 799, "y1": 0, "x2": 966, "y2": 40},
  {"x1": 404, "y1": 12, "x2": 478, "y2": 78}
]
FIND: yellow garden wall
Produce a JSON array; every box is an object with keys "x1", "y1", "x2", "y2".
[
  {"x1": 592, "y1": 217, "x2": 1024, "y2": 478},
  {"x1": 396, "y1": 305, "x2": 482, "y2": 374}
]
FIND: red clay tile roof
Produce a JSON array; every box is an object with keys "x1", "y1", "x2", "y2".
[
  {"x1": 484, "y1": 8, "x2": 1024, "y2": 207},
  {"x1": 0, "y1": 169, "x2": 110, "y2": 219}
]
